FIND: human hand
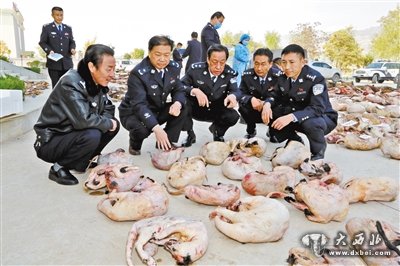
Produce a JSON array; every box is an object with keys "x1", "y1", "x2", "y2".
[
  {"x1": 251, "y1": 97, "x2": 264, "y2": 112},
  {"x1": 109, "y1": 119, "x2": 118, "y2": 131},
  {"x1": 261, "y1": 102, "x2": 273, "y2": 124},
  {"x1": 224, "y1": 94, "x2": 237, "y2": 109},
  {"x1": 153, "y1": 125, "x2": 172, "y2": 151},
  {"x1": 192, "y1": 88, "x2": 209, "y2": 107},
  {"x1": 271, "y1": 114, "x2": 294, "y2": 130},
  {"x1": 169, "y1": 101, "x2": 182, "y2": 117}
]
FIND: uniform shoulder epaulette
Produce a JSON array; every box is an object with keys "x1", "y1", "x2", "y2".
[
  {"x1": 224, "y1": 65, "x2": 237, "y2": 75},
  {"x1": 63, "y1": 23, "x2": 71, "y2": 28},
  {"x1": 136, "y1": 66, "x2": 150, "y2": 76},
  {"x1": 305, "y1": 66, "x2": 323, "y2": 81},
  {"x1": 191, "y1": 62, "x2": 206, "y2": 69},
  {"x1": 43, "y1": 22, "x2": 52, "y2": 27},
  {"x1": 243, "y1": 70, "x2": 253, "y2": 75},
  {"x1": 169, "y1": 61, "x2": 179, "y2": 68}
]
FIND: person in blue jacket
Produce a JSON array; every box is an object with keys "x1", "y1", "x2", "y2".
[{"x1": 232, "y1": 34, "x2": 251, "y2": 86}]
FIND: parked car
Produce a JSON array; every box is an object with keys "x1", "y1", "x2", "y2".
[
  {"x1": 116, "y1": 59, "x2": 136, "y2": 72},
  {"x1": 308, "y1": 61, "x2": 342, "y2": 83},
  {"x1": 353, "y1": 61, "x2": 400, "y2": 83}
]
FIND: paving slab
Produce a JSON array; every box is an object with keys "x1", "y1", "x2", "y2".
[{"x1": 1, "y1": 106, "x2": 399, "y2": 265}]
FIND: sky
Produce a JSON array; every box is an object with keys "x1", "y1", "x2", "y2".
[{"x1": 1, "y1": 0, "x2": 398, "y2": 57}]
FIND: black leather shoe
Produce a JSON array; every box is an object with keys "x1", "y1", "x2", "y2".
[
  {"x1": 209, "y1": 124, "x2": 225, "y2": 142},
  {"x1": 311, "y1": 146, "x2": 326, "y2": 161},
  {"x1": 182, "y1": 131, "x2": 196, "y2": 147},
  {"x1": 129, "y1": 145, "x2": 141, "y2": 155},
  {"x1": 244, "y1": 130, "x2": 257, "y2": 139},
  {"x1": 48, "y1": 167, "x2": 79, "y2": 185}
]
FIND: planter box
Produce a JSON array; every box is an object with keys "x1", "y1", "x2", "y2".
[{"x1": 0, "y1": 89, "x2": 23, "y2": 118}]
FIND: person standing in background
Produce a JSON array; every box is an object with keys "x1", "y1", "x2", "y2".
[
  {"x1": 173, "y1": 42, "x2": 183, "y2": 73},
  {"x1": 232, "y1": 34, "x2": 251, "y2": 86},
  {"x1": 181, "y1": 31, "x2": 201, "y2": 73},
  {"x1": 200, "y1": 11, "x2": 224, "y2": 62},
  {"x1": 39, "y1": 6, "x2": 76, "y2": 88}
]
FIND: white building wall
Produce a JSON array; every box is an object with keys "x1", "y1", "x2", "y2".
[{"x1": 0, "y1": 8, "x2": 25, "y2": 58}]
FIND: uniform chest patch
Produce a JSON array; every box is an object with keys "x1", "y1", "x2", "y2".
[
  {"x1": 297, "y1": 88, "x2": 306, "y2": 95},
  {"x1": 151, "y1": 85, "x2": 158, "y2": 89},
  {"x1": 312, "y1": 84, "x2": 324, "y2": 95},
  {"x1": 197, "y1": 80, "x2": 204, "y2": 85}
]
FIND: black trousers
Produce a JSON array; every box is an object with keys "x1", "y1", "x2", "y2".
[
  {"x1": 35, "y1": 123, "x2": 119, "y2": 171},
  {"x1": 269, "y1": 113, "x2": 337, "y2": 155},
  {"x1": 120, "y1": 103, "x2": 187, "y2": 149},
  {"x1": 183, "y1": 99, "x2": 240, "y2": 136},
  {"x1": 48, "y1": 69, "x2": 68, "y2": 88},
  {"x1": 238, "y1": 103, "x2": 264, "y2": 134}
]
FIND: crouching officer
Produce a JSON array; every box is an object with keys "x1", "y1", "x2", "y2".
[
  {"x1": 264, "y1": 44, "x2": 338, "y2": 160},
  {"x1": 181, "y1": 44, "x2": 241, "y2": 146},
  {"x1": 238, "y1": 48, "x2": 281, "y2": 139},
  {"x1": 118, "y1": 35, "x2": 187, "y2": 155},
  {"x1": 33, "y1": 44, "x2": 119, "y2": 185}
]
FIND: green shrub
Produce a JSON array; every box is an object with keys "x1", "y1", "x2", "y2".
[
  {"x1": 0, "y1": 55, "x2": 9, "y2": 62},
  {"x1": 0, "y1": 74, "x2": 25, "y2": 91},
  {"x1": 24, "y1": 66, "x2": 41, "y2": 73},
  {"x1": 27, "y1": 60, "x2": 41, "y2": 68}
]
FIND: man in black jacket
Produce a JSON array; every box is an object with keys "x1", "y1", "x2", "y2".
[
  {"x1": 181, "y1": 44, "x2": 240, "y2": 146},
  {"x1": 182, "y1": 32, "x2": 201, "y2": 73},
  {"x1": 34, "y1": 44, "x2": 119, "y2": 185},
  {"x1": 200, "y1": 11, "x2": 224, "y2": 62},
  {"x1": 119, "y1": 35, "x2": 187, "y2": 155},
  {"x1": 39, "y1": 6, "x2": 76, "y2": 88}
]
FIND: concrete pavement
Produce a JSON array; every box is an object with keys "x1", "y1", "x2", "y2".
[{"x1": 1, "y1": 95, "x2": 399, "y2": 265}]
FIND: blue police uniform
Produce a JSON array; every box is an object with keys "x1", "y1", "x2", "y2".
[
  {"x1": 182, "y1": 39, "x2": 202, "y2": 73},
  {"x1": 200, "y1": 23, "x2": 220, "y2": 62},
  {"x1": 181, "y1": 62, "x2": 241, "y2": 138},
  {"x1": 118, "y1": 57, "x2": 187, "y2": 151},
  {"x1": 238, "y1": 67, "x2": 282, "y2": 136},
  {"x1": 172, "y1": 48, "x2": 183, "y2": 70},
  {"x1": 39, "y1": 22, "x2": 76, "y2": 88},
  {"x1": 270, "y1": 65, "x2": 338, "y2": 159}
]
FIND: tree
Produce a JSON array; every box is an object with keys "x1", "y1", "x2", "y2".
[
  {"x1": 264, "y1": 31, "x2": 280, "y2": 50},
  {"x1": 371, "y1": 6, "x2": 400, "y2": 60},
  {"x1": 123, "y1": 53, "x2": 132, "y2": 59},
  {"x1": 289, "y1": 22, "x2": 327, "y2": 60},
  {"x1": 131, "y1": 48, "x2": 144, "y2": 59},
  {"x1": 82, "y1": 37, "x2": 97, "y2": 54},
  {"x1": 0, "y1": 40, "x2": 11, "y2": 57},
  {"x1": 323, "y1": 27, "x2": 363, "y2": 73}
]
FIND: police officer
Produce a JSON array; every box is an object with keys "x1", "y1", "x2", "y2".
[
  {"x1": 200, "y1": 11, "x2": 224, "y2": 62},
  {"x1": 119, "y1": 35, "x2": 187, "y2": 155},
  {"x1": 181, "y1": 44, "x2": 240, "y2": 147},
  {"x1": 39, "y1": 6, "x2": 76, "y2": 88},
  {"x1": 264, "y1": 44, "x2": 338, "y2": 160},
  {"x1": 238, "y1": 48, "x2": 281, "y2": 139}
]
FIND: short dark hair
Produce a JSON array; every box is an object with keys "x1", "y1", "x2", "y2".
[
  {"x1": 148, "y1": 35, "x2": 174, "y2": 52},
  {"x1": 253, "y1": 48, "x2": 273, "y2": 62},
  {"x1": 282, "y1": 44, "x2": 305, "y2": 58},
  {"x1": 177, "y1": 42, "x2": 183, "y2": 46},
  {"x1": 191, "y1": 32, "x2": 198, "y2": 38},
  {"x1": 51, "y1": 6, "x2": 63, "y2": 12},
  {"x1": 207, "y1": 43, "x2": 229, "y2": 60},
  {"x1": 84, "y1": 44, "x2": 114, "y2": 68},
  {"x1": 211, "y1": 11, "x2": 224, "y2": 20}
]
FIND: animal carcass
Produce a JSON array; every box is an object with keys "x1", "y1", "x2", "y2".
[
  {"x1": 183, "y1": 183, "x2": 240, "y2": 207},
  {"x1": 126, "y1": 215, "x2": 208, "y2": 266},
  {"x1": 221, "y1": 153, "x2": 265, "y2": 181},
  {"x1": 298, "y1": 158, "x2": 343, "y2": 184},
  {"x1": 199, "y1": 141, "x2": 231, "y2": 165},
  {"x1": 104, "y1": 164, "x2": 143, "y2": 192},
  {"x1": 210, "y1": 196, "x2": 289, "y2": 243},
  {"x1": 167, "y1": 156, "x2": 207, "y2": 189},
  {"x1": 150, "y1": 147, "x2": 185, "y2": 170},
  {"x1": 97, "y1": 176, "x2": 169, "y2": 221},
  {"x1": 271, "y1": 141, "x2": 310, "y2": 169},
  {"x1": 242, "y1": 166, "x2": 297, "y2": 196}
]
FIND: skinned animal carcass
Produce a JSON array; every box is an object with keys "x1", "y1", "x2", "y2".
[
  {"x1": 227, "y1": 137, "x2": 267, "y2": 157},
  {"x1": 97, "y1": 176, "x2": 169, "y2": 221},
  {"x1": 221, "y1": 153, "x2": 265, "y2": 181},
  {"x1": 346, "y1": 217, "x2": 400, "y2": 265},
  {"x1": 97, "y1": 148, "x2": 135, "y2": 165},
  {"x1": 84, "y1": 164, "x2": 109, "y2": 191},
  {"x1": 380, "y1": 136, "x2": 400, "y2": 160},
  {"x1": 340, "y1": 133, "x2": 381, "y2": 151},
  {"x1": 167, "y1": 156, "x2": 207, "y2": 189},
  {"x1": 270, "y1": 179, "x2": 349, "y2": 223},
  {"x1": 104, "y1": 164, "x2": 143, "y2": 192},
  {"x1": 182, "y1": 183, "x2": 240, "y2": 207},
  {"x1": 241, "y1": 166, "x2": 297, "y2": 196},
  {"x1": 342, "y1": 176, "x2": 399, "y2": 203},
  {"x1": 271, "y1": 141, "x2": 310, "y2": 169},
  {"x1": 126, "y1": 216, "x2": 208, "y2": 266},
  {"x1": 199, "y1": 141, "x2": 231, "y2": 165},
  {"x1": 298, "y1": 158, "x2": 343, "y2": 184},
  {"x1": 150, "y1": 147, "x2": 185, "y2": 170},
  {"x1": 209, "y1": 196, "x2": 289, "y2": 243}
]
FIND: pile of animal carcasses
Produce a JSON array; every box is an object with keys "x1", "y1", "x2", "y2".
[
  {"x1": 76, "y1": 84, "x2": 399, "y2": 266},
  {"x1": 107, "y1": 69, "x2": 129, "y2": 101},
  {"x1": 24, "y1": 80, "x2": 50, "y2": 96},
  {"x1": 327, "y1": 84, "x2": 400, "y2": 159}
]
